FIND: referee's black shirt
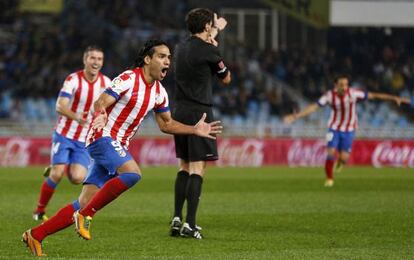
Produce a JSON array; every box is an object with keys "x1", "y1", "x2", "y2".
[{"x1": 174, "y1": 36, "x2": 229, "y2": 107}]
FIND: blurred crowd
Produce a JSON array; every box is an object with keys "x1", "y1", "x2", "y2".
[
  {"x1": 0, "y1": 0, "x2": 412, "y2": 127},
  {"x1": 268, "y1": 28, "x2": 414, "y2": 100}
]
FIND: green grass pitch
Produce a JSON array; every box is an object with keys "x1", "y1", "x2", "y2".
[{"x1": 1, "y1": 166, "x2": 414, "y2": 259}]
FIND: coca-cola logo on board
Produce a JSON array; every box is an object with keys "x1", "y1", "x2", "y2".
[
  {"x1": 372, "y1": 142, "x2": 414, "y2": 168},
  {"x1": 217, "y1": 139, "x2": 264, "y2": 167},
  {"x1": 139, "y1": 140, "x2": 176, "y2": 165},
  {"x1": 0, "y1": 138, "x2": 31, "y2": 166},
  {"x1": 287, "y1": 140, "x2": 326, "y2": 167}
]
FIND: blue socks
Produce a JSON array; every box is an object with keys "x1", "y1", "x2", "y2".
[
  {"x1": 118, "y1": 173, "x2": 141, "y2": 188},
  {"x1": 72, "y1": 200, "x2": 80, "y2": 211},
  {"x1": 46, "y1": 177, "x2": 58, "y2": 189}
]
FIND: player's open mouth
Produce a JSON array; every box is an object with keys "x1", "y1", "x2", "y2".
[{"x1": 161, "y1": 67, "x2": 168, "y2": 77}]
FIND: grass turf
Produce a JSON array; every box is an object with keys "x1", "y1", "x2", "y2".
[{"x1": 1, "y1": 166, "x2": 414, "y2": 259}]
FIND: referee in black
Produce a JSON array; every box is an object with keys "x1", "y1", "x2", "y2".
[{"x1": 169, "y1": 8, "x2": 231, "y2": 239}]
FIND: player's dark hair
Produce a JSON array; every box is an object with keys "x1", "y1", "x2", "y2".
[
  {"x1": 133, "y1": 39, "x2": 168, "y2": 68},
  {"x1": 185, "y1": 8, "x2": 214, "y2": 34},
  {"x1": 333, "y1": 73, "x2": 350, "y2": 84},
  {"x1": 83, "y1": 45, "x2": 103, "y2": 56}
]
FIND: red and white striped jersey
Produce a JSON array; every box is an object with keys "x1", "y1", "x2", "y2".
[
  {"x1": 55, "y1": 70, "x2": 111, "y2": 142},
  {"x1": 317, "y1": 88, "x2": 368, "y2": 132},
  {"x1": 87, "y1": 68, "x2": 170, "y2": 148}
]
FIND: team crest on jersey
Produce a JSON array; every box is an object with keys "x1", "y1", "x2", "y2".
[{"x1": 113, "y1": 78, "x2": 122, "y2": 87}]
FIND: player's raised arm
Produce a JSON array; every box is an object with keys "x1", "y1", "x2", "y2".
[
  {"x1": 368, "y1": 92, "x2": 410, "y2": 106},
  {"x1": 283, "y1": 103, "x2": 320, "y2": 124},
  {"x1": 154, "y1": 111, "x2": 222, "y2": 139}
]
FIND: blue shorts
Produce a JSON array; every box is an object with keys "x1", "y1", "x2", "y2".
[
  {"x1": 83, "y1": 137, "x2": 133, "y2": 188},
  {"x1": 326, "y1": 129, "x2": 354, "y2": 153},
  {"x1": 51, "y1": 132, "x2": 90, "y2": 169}
]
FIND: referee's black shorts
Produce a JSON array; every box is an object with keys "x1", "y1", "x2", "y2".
[{"x1": 173, "y1": 103, "x2": 218, "y2": 162}]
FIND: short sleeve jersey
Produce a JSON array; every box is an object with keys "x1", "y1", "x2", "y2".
[
  {"x1": 55, "y1": 71, "x2": 110, "y2": 142},
  {"x1": 174, "y1": 36, "x2": 229, "y2": 107},
  {"x1": 87, "y1": 68, "x2": 169, "y2": 148},
  {"x1": 317, "y1": 88, "x2": 368, "y2": 132}
]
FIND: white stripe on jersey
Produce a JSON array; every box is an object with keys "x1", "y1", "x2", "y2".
[
  {"x1": 55, "y1": 71, "x2": 110, "y2": 142},
  {"x1": 318, "y1": 88, "x2": 366, "y2": 132},
  {"x1": 87, "y1": 68, "x2": 169, "y2": 148}
]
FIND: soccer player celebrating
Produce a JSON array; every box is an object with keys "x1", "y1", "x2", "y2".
[
  {"x1": 33, "y1": 46, "x2": 111, "y2": 221},
  {"x1": 22, "y1": 39, "x2": 222, "y2": 256},
  {"x1": 169, "y1": 8, "x2": 231, "y2": 239},
  {"x1": 284, "y1": 74, "x2": 410, "y2": 187}
]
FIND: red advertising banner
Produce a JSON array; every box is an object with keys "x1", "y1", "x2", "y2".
[
  {"x1": 0, "y1": 137, "x2": 50, "y2": 166},
  {"x1": 1, "y1": 137, "x2": 414, "y2": 168}
]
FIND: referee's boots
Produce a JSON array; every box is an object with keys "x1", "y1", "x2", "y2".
[
  {"x1": 180, "y1": 222, "x2": 203, "y2": 239},
  {"x1": 169, "y1": 216, "x2": 182, "y2": 237}
]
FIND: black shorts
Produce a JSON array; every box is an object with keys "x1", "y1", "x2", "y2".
[{"x1": 173, "y1": 104, "x2": 218, "y2": 162}]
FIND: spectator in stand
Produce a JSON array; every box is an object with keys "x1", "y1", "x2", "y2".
[{"x1": 1, "y1": 3, "x2": 414, "y2": 126}]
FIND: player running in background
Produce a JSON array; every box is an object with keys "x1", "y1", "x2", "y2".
[
  {"x1": 33, "y1": 46, "x2": 111, "y2": 221},
  {"x1": 169, "y1": 8, "x2": 231, "y2": 239},
  {"x1": 284, "y1": 74, "x2": 409, "y2": 187},
  {"x1": 22, "y1": 39, "x2": 222, "y2": 257}
]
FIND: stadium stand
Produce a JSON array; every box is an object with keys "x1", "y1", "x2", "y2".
[{"x1": 0, "y1": 0, "x2": 412, "y2": 137}]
